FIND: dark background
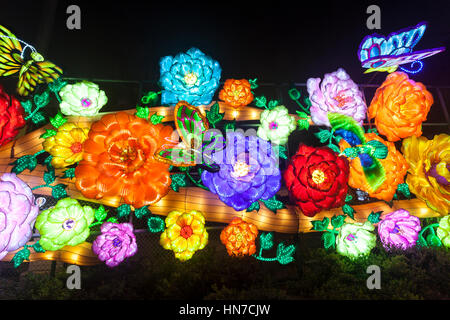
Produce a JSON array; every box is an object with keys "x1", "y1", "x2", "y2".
[{"x1": 1, "y1": 0, "x2": 449, "y2": 86}]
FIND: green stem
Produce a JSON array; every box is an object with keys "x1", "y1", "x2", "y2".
[
  {"x1": 186, "y1": 170, "x2": 209, "y2": 191},
  {"x1": 33, "y1": 150, "x2": 46, "y2": 158},
  {"x1": 418, "y1": 223, "x2": 440, "y2": 239},
  {"x1": 89, "y1": 221, "x2": 104, "y2": 228},
  {"x1": 31, "y1": 184, "x2": 48, "y2": 191},
  {"x1": 293, "y1": 100, "x2": 310, "y2": 115}
]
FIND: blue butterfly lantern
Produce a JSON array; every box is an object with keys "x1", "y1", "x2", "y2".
[{"x1": 358, "y1": 22, "x2": 445, "y2": 74}]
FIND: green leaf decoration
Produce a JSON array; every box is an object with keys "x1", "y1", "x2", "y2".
[
  {"x1": 315, "y1": 129, "x2": 332, "y2": 144},
  {"x1": 397, "y1": 183, "x2": 411, "y2": 199},
  {"x1": 34, "y1": 90, "x2": 50, "y2": 108},
  {"x1": 342, "y1": 204, "x2": 355, "y2": 220},
  {"x1": 43, "y1": 170, "x2": 56, "y2": 185},
  {"x1": 150, "y1": 113, "x2": 165, "y2": 125},
  {"x1": 141, "y1": 91, "x2": 159, "y2": 105},
  {"x1": 135, "y1": 106, "x2": 150, "y2": 119},
  {"x1": 322, "y1": 232, "x2": 336, "y2": 249},
  {"x1": 51, "y1": 184, "x2": 67, "y2": 200},
  {"x1": 11, "y1": 155, "x2": 38, "y2": 174},
  {"x1": 117, "y1": 204, "x2": 131, "y2": 219},
  {"x1": 278, "y1": 145, "x2": 288, "y2": 160},
  {"x1": 95, "y1": 205, "x2": 108, "y2": 222},
  {"x1": 40, "y1": 129, "x2": 57, "y2": 139},
  {"x1": 205, "y1": 102, "x2": 224, "y2": 126},
  {"x1": 259, "y1": 232, "x2": 274, "y2": 251},
  {"x1": 148, "y1": 216, "x2": 165, "y2": 233},
  {"x1": 345, "y1": 194, "x2": 353, "y2": 203},
  {"x1": 106, "y1": 217, "x2": 118, "y2": 223},
  {"x1": 254, "y1": 96, "x2": 267, "y2": 108},
  {"x1": 31, "y1": 111, "x2": 46, "y2": 125},
  {"x1": 21, "y1": 100, "x2": 33, "y2": 114},
  {"x1": 246, "y1": 201, "x2": 260, "y2": 212},
  {"x1": 366, "y1": 140, "x2": 388, "y2": 159},
  {"x1": 224, "y1": 120, "x2": 236, "y2": 132},
  {"x1": 417, "y1": 236, "x2": 427, "y2": 247},
  {"x1": 49, "y1": 112, "x2": 67, "y2": 129},
  {"x1": 170, "y1": 173, "x2": 188, "y2": 192},
  {"x1": 62, "y1": 168, "x2": 76, "y2": 179},
  {"x1": 135, "y1": 206, "x2": 150, "y2": 219},
  {"x1": 327, "y1": 143, "x2": 340, "y2": 154},
  {"x1": 367, "y1": 211, "x2": 383, "y2": 224},
  {"x1": 48, "y1": 77, "x2": 67, "y2": 93},
  {"x1": 362, "y1": 157, "x2": 386, "y2": 192},
  {"x1": 32, "y1": 241, "x2": 45, "y2": 253},
  {"x1": 311, "y1": 217, "x2": 330, "y2": 231},
  {"x1": 297, "y1": 118, "x2": 310, "y2": 131},
  {"x1": 12, "y1": 247, "x2": 30, "y2": 268},
  {"x1": 261, "y1": 195, "x2": 285, "y2": 213},
  {"x1": 426, "y1": 234, "x2": 442, "y2": 247},
  {"x1": 276, "y1": 243, "x2": 296, "y2": 265},
  {"x1": 331, "y1": 215, "x2": 346, "y2": 229},
  {"x1": 44, "y1": 155, "x2": 53, "y2": 168},
  {"x1": 249, "y1": 78, "x2": 258, "y2": 90},
  {"x1": 267, "y1": 100, "x2": 279, "y2": 110},
  {"x1": 288, "y1": 88, "x2": 301, "y2": 100},
  {"x1": 327, "y1": 113, "x2": 366, "y2": 144},
  {"x1": 367, "y1": 127, "x2": 378, "y2": 135}
]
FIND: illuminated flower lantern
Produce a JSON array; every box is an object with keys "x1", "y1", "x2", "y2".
[
  {"x1": 219, "y1": 79, "x2": 253, "y2": 109},
  {"x1": 201, "y1": 131, "x2": 281, "y2": 211},
  {"x1": 0, "y1": 173, "x2": 39, "y2": 260},
  {"x1": 0, "y1": 84, "x2": 26, "y2": 147},
  {"x1": 339, "y1": 133, "x2": 408, "y2": 202},
  {"x1": 307, "y1": 68, "x2": 367, "y2": 127},
  {"x1": 257, "y1": 105, "x2": 297, "y2": 145},
  {"x1": 368, "y1": 72, "x2": 433, "y2": 142},
  {"x1": 59, "y1": 81, "x2": 108, "y2": 116},
  {"x1": 402, "y1": 134, "x2": 450, "y2": 215},
  {"x1": 437, "y1": 216, "x2": 450, "y2": 248},
  {"x1": 284, "y1": 144, "x2": 349, "y2": 217},
  {"x1": 336, "y1": 221, "x2": 376, "y2": 259},
  {"x1": 159, "y1": 47, "x2": 221, "y2": 106},
  {"x1": 377, "y1": 209, "x2": 421, "y2": 250},
  {"x1": 220, "y1": 217, "x2": 258, "y2": 257},
  {"x1": 92, "y1": 222, "x2": 137, "y2": 267},
  {"x1": 160, "y1": 210, "x2": 208, "y2": 261},
  {"x1": 35, "y1": 198, "x2": 94, "y2": 251},
  {"x1": 42, "y1": 122, "x2": 90, "y2": 169},
  {"x1": 74, "y1": 112, "x2": 174, "y2": 208}
]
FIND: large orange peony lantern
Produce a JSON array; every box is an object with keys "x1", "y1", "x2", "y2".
[
  {"x1": 368, "y1": 72, "x2": 433, "y2": 142},
  {"x1": 339, "y1": 133, "x2": 408, "y2": 202},
  {"x1": 74, "y1": 112, "x2": 174, "y2": 208},
  {"x1": 220, "y1": 217, "x2": 259, "y2": 257}
]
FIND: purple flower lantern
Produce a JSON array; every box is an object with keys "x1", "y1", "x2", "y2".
[
  {"x1": 377, "y1": 209, "x2": 421, "y2": 250},
  {"x1": 92, "y1": 222, "x2": 138, "y2": 267},
  {"x1": 0, "y1": 173, "x2": 39, "y2": 259},
  {"x1": 201, "y1": 131, "x2": 281, "y2": 211}
]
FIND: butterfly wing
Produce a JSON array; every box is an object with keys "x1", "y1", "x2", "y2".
[
  {"x1": 18, "y1": 60, "x2": 63, "y2": 96},
  {"x1": 358, "y1": 154, "x2": 386, "y2": 192},
  {"x1": 0, "y1": 25, "x2": 23, "y2": 77}
]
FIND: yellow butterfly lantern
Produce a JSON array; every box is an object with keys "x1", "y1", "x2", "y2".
[{"x1": 0, "y1": 25, "x2": 62, "y2": 96}]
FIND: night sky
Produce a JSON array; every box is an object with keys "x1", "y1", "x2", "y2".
[{"x1": 1, "y1": 0, "x2": 449, "y2": 87}]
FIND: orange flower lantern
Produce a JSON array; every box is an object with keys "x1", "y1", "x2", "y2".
[
  {"x1": 339, "y1": 133, "x2": 408, "y2": 202},
  {"x1": 218, "y1": 79, "x2": 254, "y2": 108},
  {"x1": 220, "y1": 217, "x2": 259, "y2": 257},
  {"x1": 368, "y1": 71, "x2": 433, "y2": 142},
  {"x1": 74, "y1": 112, "x2": 174, "y2": 208}
]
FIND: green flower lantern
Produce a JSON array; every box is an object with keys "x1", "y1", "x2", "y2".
[
  {"x1": 257, "y1": 105, "x2": 296, "y2": 145},
  {"x1": 437, "y1": 216, "x2": 450, "y2": 248},
  {"x1": 336, "y1": 221, "x2": 376, "y2": 259},
  {"x1": 35, "y1": 198, "x2": 95, "y2": 251},
  {"x1": 59, "y1": 81, "x2": 107, "y2": 116}
]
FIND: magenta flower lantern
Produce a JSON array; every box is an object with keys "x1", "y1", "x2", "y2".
[
  {"x1": 377, "y1": 209, "x2": 422, "y2": 250},
  {"x1": 92, "y1": 222, "x2": 138, "y2": 267}
]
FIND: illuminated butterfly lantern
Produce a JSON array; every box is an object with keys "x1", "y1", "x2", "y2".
[
  {"x1": 0, "y1": 25, "x2": 62, "y2": 96},
  {"x1": 155, "y1": 101, "x2": 223, "y2": 169},
  {"x1": 358, "y1": 22, "x2": 445, "y2": 74}
]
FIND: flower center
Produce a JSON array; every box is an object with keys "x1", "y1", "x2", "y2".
[
  {"x1": 346, "y1": 233, "x2": 356, "y2": 241},
  {"x1": 232, "y1": 161, "x2": 250, "y2": 178},
  {"x1": 311, "y1": 169, "x2": 326, "y2": 185},
  {"x1": 269, "y1": 121, "x2": 278, "y2": 130},
  {"x1": 180, "y1": 225, "x2": 193, "y2": 239},
  {"x1": 62, "y1": 219, "x2": 75, "y2": 230},
  {"x1": 235, "y1": 233, "x2": 244, "y2": 242},
  {"x1": 333, "y1": 93, "x2": 352, "y2": 107},
  {"x1": 80, "y1": 97, "x2": 93, "y2": 108},
  {"x1": 112, "y1": 238, "x2": 122, "y2": 247},
  {"x1": 184, "y1": 72, "x2": 198, "y2": 86},
  {"x1": 70, "y1": 142, "x2": 83, "y2": 154},
  {"x1": 427, "y1": 162, "x2": 450, "y2": 186},
  {"x1": 391, "y1": 224, "x2": 401, "y2": 234}
]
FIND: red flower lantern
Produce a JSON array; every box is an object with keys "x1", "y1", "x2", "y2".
[
  {"x1": 284, "y1": 144, "x2": 350, "y2": 217},
  {"x1": 0, "y1": 84, "x2": 26, "y2": 146}
]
